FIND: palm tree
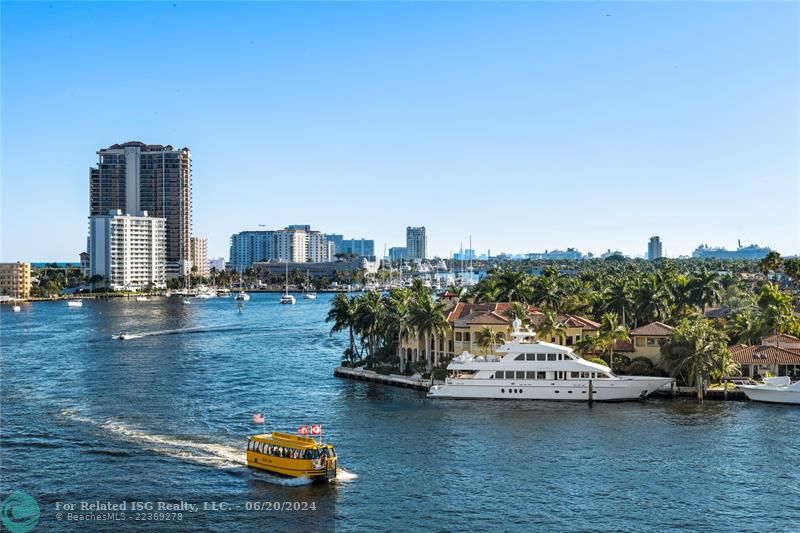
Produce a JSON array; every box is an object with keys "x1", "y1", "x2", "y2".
[
  {"x1": 495, "y1": 270, "x2": 532, "y2": 303},
  {"x1": 534, "y1": 309, "x2": 567, "y2": 344},
  {"x1": 385, "y1": 288, "x2": 413, "y2": 372},
  {"x1": 603, "y1": 277, "x2": 633, "y2": 326},
  {"x1": 575, "y1": 334, "x2": 603, "y2": 358},
  {"x1": 354, "y1": 291, "x2": 385, "y2": 365},
  {"x1": 503, "y1": 301, "x2": 532, "y2": 329},
  {"x1": 599, "y1": 312, "x2": 629, "y2": 370},
  {"x1": 473, "y1": 276, "x2": 501, "y2": 303},
  {"x1": 728, "y1": 308, "x2": 761, "y2": 345},
  {"x1": 475, "y1": 326, "x2": 503, "y2": 355},
  {"x1": 326, "y1": 293, "x2": 359, "y2": 362},
  {"x1": 759, "y1": 251, "x2": 782, "y2": 279},
  {"x1": 409, "y1": 294, "x2": 451, "y2": 373},
  {"x1": 532, "y1": 275, "x2": 562, "y2": 312},
  {"x1": 660, "y1": 317, "x2": 734, "y2": 403},
  {"x1": 689, "y1": 267, "x2": 722, "y2": 314},
  {"x1": 632, "y1": 275, "x2": 671, "y2": 327}
]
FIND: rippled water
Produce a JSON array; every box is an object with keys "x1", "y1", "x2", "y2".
[{"x1": 1, "y1": 294, "x2": 798, "y2": 531}]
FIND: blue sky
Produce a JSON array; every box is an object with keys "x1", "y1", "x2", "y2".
[{"x1": 2, "y1": 1, "x2": 798, "y2": 261}]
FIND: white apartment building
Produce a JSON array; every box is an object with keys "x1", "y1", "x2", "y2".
[
  {"x1": 191, "y1": 237, "x2": 209, "y2": 278},
  {"x1": 229, "y1": 226, "x2": 332, "y2": 271},
  {"x1": 89, "y1": 210, "x2": 166, "y2": 291}
]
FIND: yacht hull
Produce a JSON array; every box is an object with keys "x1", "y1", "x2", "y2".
[
  {"x1": 738, "y1": 386, "x2": 800, "y2": 405},
  {"x1": 428, "y1": 377, "x2": 671, "y2": 401}
]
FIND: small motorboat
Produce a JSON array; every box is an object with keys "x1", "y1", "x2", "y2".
[
  {"x1": 182, "y1": 298, "x2": 191, "y2": 305},
  {"x1": 135, "y1": 296, "x2": 149, "y2": 302},
  {"x1": 67, "y1": 300, "x2": 83, "y2": 308},
  {"x1": 247, "y1": 431, "x2": 337, "y2": 482},
  {"x1": 303, "y1": 292, "x2": 317, "y2": 300},
  {"x1": 738, "y1": 376, "x2": 800, "y2": 405},
  {"x1": 235, "y1": 291, "x2": 250, "y2": 301},
  {"x1": 12, "y1": 305, "x2": 21, "y2": 312},
  {"x1": 113, "y1": 332, "x2": 136, "y2": 340}
]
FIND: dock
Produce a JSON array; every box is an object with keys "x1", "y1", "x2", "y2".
[{"x1": 334, "y1": 367, "x2": 433, "y2": 391}]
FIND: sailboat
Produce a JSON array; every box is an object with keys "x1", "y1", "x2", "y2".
[
  {"x1": 303, "y1": 269, "x2": 317, "y2": 300},
  {"x1": 235, "y1": 275, "x2": 250, "y2": 301},
  {"x1": 280, "y1": 261, "x2": 296, "y2": 304}
]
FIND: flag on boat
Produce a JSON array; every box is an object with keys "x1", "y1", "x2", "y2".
[
  {"x1": 252, "y1": 413, "x2": 265, "y2": 424},
  {"x1": 310, "y1": 425, "x2": 322, "y2": 435},
  {"x1": 298, "y1": 426, "x2": 308, "y2": 435}
]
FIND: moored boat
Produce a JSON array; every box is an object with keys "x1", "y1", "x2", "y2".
[
  {"x1": 428, "y1": 319, "x2": 672, "y2": 401},
  {"x1": 737, "y1": 376, "x2": 800, "y2": 405},
  {"x1": 235, "y1": 291, "x2": 250, "y2": 301},
  {"x1": 67, "y1": 299, "x2": 83, "y2": 308},
  {"x1": 247, "y1": 432, "x2": 337, "y2": 482}
]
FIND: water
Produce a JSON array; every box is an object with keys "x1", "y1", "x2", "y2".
[{"x1": 1, "y1": 294, "x2": 798, "y2": 532}]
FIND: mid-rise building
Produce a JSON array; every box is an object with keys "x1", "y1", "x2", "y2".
[
  {"x1": 526, "y1": 248, "x2": 583, "y2": 260},
  {"x1": 229, "y1": 226, "x2": 332, "y2": 271},
  {"x1": 90, "y1": 141, "x2": 191, "y2": 277},
  {"x1": 190, "y1": 237, "x2": 209, "y2": 278},
  {"x1": 647, "y1": 236, "x2": 663, "y2": 261},
  {"x1": 339, "y1": 238, "x2": 375, "y2": 258},
  {"x1": 406, "y1": 226, "x2": 427, "y2": 260},
  {"x1": 389, "y1": 247, "x2": 407, "y2": 262},
  {"x1": 209, "y1": 257, "x2": 226, "y2": 272},
  {"x1": 79, "y1": 252, "x2": 90, "y2": 277},
  {"x1": 89, "y1": 210, "x2": 166, "y2": 291},
  {"x1": 0, "y1": 262, "x2": 31, "y2": 299}
]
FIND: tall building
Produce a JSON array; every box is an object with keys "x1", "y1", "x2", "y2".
[
  {"x1": 0, "y1": 262, "x2": 31, "y2": 299},
  {"x1": 229, "y1": 226, "x2": 332, "y2": 271},
  {"x1": 90, "y1": 141, "x2": 192, "y2": 277},
  {"x1": 647, "y1": 236, "x2": 663, "y2": 260},
  {"x1": 324, "y1": 234, "x2": 344, "y2": 254},
  {"x1": 190, "y1": 237, "x2": 209, "y2": 278},
  {"x1": 89, "y1": 210, "x2": 166, "y2": 291},
  {"x1": 406, "y1": 226, "x2": 427, "y2": 260}
]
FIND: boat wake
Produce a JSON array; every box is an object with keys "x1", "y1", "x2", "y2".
[
  {"x1": 59, "y1": 409, "x2": 245, "y2": 469},
  {"x1": 111, "y1": 325, "x2": 244, "y2": 340},
  {"x1": 335, "y1": 469, "x2": 358, "y2": 482}
]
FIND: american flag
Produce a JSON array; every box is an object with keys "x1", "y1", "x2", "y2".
[{"x1": 252, "y1": 413, "x2": 265, "y2": 424}]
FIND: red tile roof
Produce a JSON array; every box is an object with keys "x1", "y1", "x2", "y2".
[
  {"x1": 529, "y1": 313, "x2": 600, "y2": 331},
  {"x1": 761, "y1": 334, "x2": 800, "y2": 344},
  {"x1": 730, "y1": 345, "x2": 800, "y2": 365},
  {"x1": 630, "y1": 322, "x2": 674, "y2": 337}
]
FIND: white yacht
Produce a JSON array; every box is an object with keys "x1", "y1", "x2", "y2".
[
  {"x1": 67, "y1": 299, "x2": 83, "y2": 308},
  {"x1": 738, "y1": 376, "x2": 800, "y2": 405},
  {"x1": 12, "y1": 305, "x2": 21, "y2": 312},
  {"x1": 428, "y1": 320, "x2": 672, "y2": 401},
  {"x1": 235, "y1": 291, "x2": 250, "y2": 301}
]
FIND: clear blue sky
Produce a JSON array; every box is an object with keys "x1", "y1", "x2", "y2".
[{"x1": 2, "y1": 1, "x2": 798, "y2": 261}]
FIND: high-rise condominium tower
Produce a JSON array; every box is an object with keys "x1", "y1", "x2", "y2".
[
  {"x1": 406, "y1": 226, "x2": 427, "y2": 260},
  {"x1": 90, "y1": 141, "x2": 192, "y2": 276},
  {"x1": 647, "y1": 236, "x2": 663, "y2": 260}
]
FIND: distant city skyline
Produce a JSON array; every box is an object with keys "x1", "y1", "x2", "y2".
[{"x1": 2, "y1": 2, "x2": 798, "y2": 261}]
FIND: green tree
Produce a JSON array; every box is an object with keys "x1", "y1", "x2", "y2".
[
  {"x1": 599, "y1": 312, "x2": 630, "y2": 371},
  {"x1": 354, "y1": 291, "x2": 385, "y2": 365},
  {"x1": 494, "y1": 270, "x2": 532, "y2": 303},
  {"x1": 409, "y1": 293, "x2": 451, "y2": 373},
  {"x1": 475, "y1": 326, "x2": 503, "y2": 355},
  {"x1": 660, "y1": 317, "x2": 736, "y2": 403},
  {"x1": 689, "y1": 267, "x2": 722, "y2": 314},
  {"x1": 384, "y1": 288, "x2": 413, "y2": 372},
  {"x1": 759, "y1": 251, "x2": 782, "y2": 278},
  {"x1": 326, "y1": 293, "x2": 359, "y2": 362},
  {"x1": 535, "y1": 309, "x2": 567, "y2": 344}
]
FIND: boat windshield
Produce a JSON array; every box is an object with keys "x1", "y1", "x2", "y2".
[{"x1": 248, "y1": 440, "x2": 321, "y2": 460}]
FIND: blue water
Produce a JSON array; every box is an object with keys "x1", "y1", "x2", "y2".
[{"x1": 1, "y1": 294, "x2": 799, "y2": 532}]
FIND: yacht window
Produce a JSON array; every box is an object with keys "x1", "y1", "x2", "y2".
[
  {"x1": 516, "y1": 371, "x2": 525, "y2": 380},
  {"x1": 501, "y1": 389, "x2": 505, "y2": 393},
  {"x1": 526, "y1": 371, "x2": 536, "y2": 379},
  {"x1": 581, "y1": 372, "x2": 590, "y2": 378},
  {"x1": 571, "y1": 371, "x2": 580, "y2": 379},
  {"x1": 494, "y1": 371, "x2": 504, "y2": 379},
  {"x1": 537, "y1": 371, "x2": 546, "y2": 379},
  {"x1": 563, "y1": 354, "x2": 572, "y2": 360},
  {"x1": 557, "y1": 371, "x2": 564, "y2": 380},
  {"x1": 595, "y1": 373, "x2": 609, "y2": 379},
  {"x1": 535, "y1": 353, "x2": 544, "y2": 361},
  {"x1": 526, "y1": 353, "x2": 536, "y2": 361},
  {"x1": 515, "y1": 354, "x2": 525, "y2": 361},
  {"x1": 547, "y1": 354, "x2": 557, "y2": 361}
]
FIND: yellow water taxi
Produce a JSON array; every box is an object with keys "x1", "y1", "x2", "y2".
[{"x1": 247, "y1": 432, "x2": 337, "y2": 481}]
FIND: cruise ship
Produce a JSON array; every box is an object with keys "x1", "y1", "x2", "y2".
[{"x1": 428, "y1": 320, "x2": 672, "y2": 401}]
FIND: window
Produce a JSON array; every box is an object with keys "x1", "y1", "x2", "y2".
[
  {"x1": 526, "y1": 353, "x2": 535, "y2": 361},
  {"x1": 526, "y1": 371, "x2": 536, "y2": 379},
  {"x1": 646, "y1": 337, "x2": 658, "y2": 347},
  {"x1": 464, "y1": 332, "x2": 471, "y2": 342},
  {"x1": 595, "y1": 373, "x2": 608, "y2": 379},
  {"x1": 566, "y1": 336, "x2": 573, "y2": 345},
  {"x1": 537, "y1": 354, "x2": 546, "y2": 361},
  {"x1": 501, "y1": 389, "x2": 505, "y2": 393},
  {"x1": 537, "y1": 371, "x2": 546, "y2": 379},
  {"x1": 516, "y1": 371, "x2": 525, "y2": 379},
  {"x1": 635, "y1": 337, "x2": 646, "y2": 347},
  {"x1": 495, "y1": 371, "x2": 504, "y2": 379},
  {"x1": 547, "y1": 354, "x2": 557, "y2": 361},
  {"x1": 455, "y1": 332, "x2": 462, "y2": 341},
  {"x1": 581, "y1": 372, "x2": 590, "y2": 378},
  {"x1": 506, "y1": 371, "x2": 515, "y2": 379},
  {"x1": 515, "y1": 354, "x2": 525, "y2": 361},
  {"x1": 571, "y1": 372, "x2": 580, "y2": 379}
]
